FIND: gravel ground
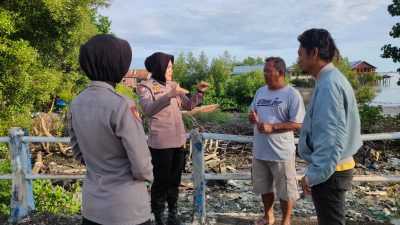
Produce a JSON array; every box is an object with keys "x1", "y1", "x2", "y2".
[{"x1": 0, "y1": 212, "x2": 392, "y2": 225}]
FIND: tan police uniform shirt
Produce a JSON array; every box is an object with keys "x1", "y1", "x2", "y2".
[
  {"x1": 67, "y1": 81, "x2": 153, "y2": 225},
  {"x1": 138, "y1": 78, "x2": 203, "y2": 149}
]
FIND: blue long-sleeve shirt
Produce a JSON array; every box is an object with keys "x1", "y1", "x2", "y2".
[{"x1": 298, "y1": 63, "x2": 362, "y2": 186}]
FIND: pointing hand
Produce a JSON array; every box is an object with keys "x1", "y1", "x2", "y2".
[{"x1": 167, "y1": 84, "x2": 189, "y2": 98}]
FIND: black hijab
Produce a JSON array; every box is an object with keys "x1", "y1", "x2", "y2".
[
  {"x1": 79, "y1": 34, "x2": 132, "y2": 86},
  {"x1": 144, "y1": 52, "x2": 174, "y2": 84}
]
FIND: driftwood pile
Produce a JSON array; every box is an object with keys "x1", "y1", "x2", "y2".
[
  {"x1": 28, "y1": 111, "x2": 255, "y2": 176},
  {"x1": 31, "y1": 113, "x2": 78, "y2": 175}
]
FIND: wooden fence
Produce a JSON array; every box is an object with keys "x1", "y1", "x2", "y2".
[{"x1": 0, "y1": 127, "x2": 400, "y2": 223}]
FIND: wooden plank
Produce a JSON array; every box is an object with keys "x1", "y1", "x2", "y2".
[
  {"x1": 204, "y1": 153, "x2": 217, "y2": 161},
  {"x1": 32, "y1": 152, "x2": 42, "y2": 174},
  {"x1": 8, "y1": 127, "x2": 35, "y2": 222},
  {"x1": 191, "y1": 130, "x2": 206, "y2": 224},
  {"x1": 219, "y1": 162, "x2": 227, "y2": 173}
]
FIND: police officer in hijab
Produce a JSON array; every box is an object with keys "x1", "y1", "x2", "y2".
[
  {"x1": 138, "y1": 52, "x2": 210, "y2": 225},
  {"x1": 68, "y1": 34, "x2": 153, "y2": 225}
]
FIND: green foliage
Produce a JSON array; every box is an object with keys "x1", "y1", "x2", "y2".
[
  {"x1": 335, "y1": 57, "x2": 360, "y2": 89},
  {"x1": 356, "y1": 85, "x2": 376, "y2": 104},
  {"x1": 174, "y1": 51, "x2": 209, "y2": 90},
  {"x1": 334, "y1": 57, "x2": 376, "y2": 104},
  {"x1": 224, "y1": 71, "x2": 265, "y2": 111},
  {"x1": 91, "y1": 12, "x2": 112, "y2": 34},
  {"x1": 290, "y1": 78, "x2": 311, "y2": 88},
  {"x1": 0, "y1": 180, "x2": 10, "y2": 215},
  {"x1": 116, "y1": 84, "x2": 136, "y2": 102},
  {"x1": 33, "y1": 180, "x2": 81, "y2": 215},
  {"x1": 0, "y1": 0, "x2": 110, "y2": 135},
  {"x1": 359, "y1": 104, "x2": 385, "y2": 133},
  {"x1": 235, "y1": 56, "x2": 264, "y2": 66},
  {"x1": 359, "y1": 72, "x2": 382, "y2": 85},
  {"x1": 172, "y1": 52, "x2": 188, "y2": 85},
  {"x1": 0, "y1": 144, "x2": 10, "y2": 215},
  {"x1": 0, "y1": 146, "x2": 84, "y2": 216},
  {"x1": 381, "y1": 0, "x2": 400, "y2": 71},
  {"x1": 208, "y1": 52, "x2": 233, "y2": 98},
  {"x1": 0, "y1": 34, "x2": 43, "y2": 134},
  {"x1": 396, "y1": 113, "x2": 400, "y2": 127}
]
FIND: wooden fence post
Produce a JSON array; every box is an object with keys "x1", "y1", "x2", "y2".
[
  {"x1": 8, "y1": 127, "x2": 35, "y2": 222},
  {"x1": 191, "y1": 130, "x2": 206, "y2": 224}
]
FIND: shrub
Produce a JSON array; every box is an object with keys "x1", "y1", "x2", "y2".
[
  {"x1": 33, "y1": 180, "x2": 81, "y2": 215},
  {"x1": 290, "y1": 78, "x2": 312, "y2": 88},
  {"x1": 0, "y1": 144, "x2": 11, "y2": 215},
  {"x1": 359, "y1": 104, "x2": 384, "y2": 133}
]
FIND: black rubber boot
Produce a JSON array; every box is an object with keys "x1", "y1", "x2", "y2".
[
  {"x1": 153, "y1": 212, "x2": 165, "y2": 225},
  {"x1": 167, "y1": 205, "x2": 182, "y2": 225}
]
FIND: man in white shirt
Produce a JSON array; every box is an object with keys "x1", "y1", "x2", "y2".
[{"x1": 249, "y1": 57, "x2": 305, "y2": 225}]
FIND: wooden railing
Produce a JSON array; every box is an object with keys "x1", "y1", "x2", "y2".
[{"x1": 1, "y1": 127, "x2": 400, "y2": 223}]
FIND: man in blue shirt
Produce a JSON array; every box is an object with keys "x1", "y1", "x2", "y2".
[{"x1": 297, "y1": 28, "x2": 363, "y2": 225}]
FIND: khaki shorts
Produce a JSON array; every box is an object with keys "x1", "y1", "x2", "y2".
[{"x1": 252, "y1": 155, "x2": 299, "y2": 202}]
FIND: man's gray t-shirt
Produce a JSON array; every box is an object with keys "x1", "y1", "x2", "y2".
[{"x1": 249, "y1": 85, "x2": 305, "y2": 162}]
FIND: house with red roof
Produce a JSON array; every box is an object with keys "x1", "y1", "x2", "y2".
[
  {"x1": 350, "y1": 61, "x2": 377, "y2": 75},
  {"x1": 121, "y1": 69, "x2": 150, "y2": 89}
]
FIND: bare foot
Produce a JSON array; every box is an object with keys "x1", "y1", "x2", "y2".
[
  {"x1": 280, "y1": 216, "x2": 291, "y2": 225},
  {"x1": 266, "y1": 210, "x2": 275, "y2": 224}
]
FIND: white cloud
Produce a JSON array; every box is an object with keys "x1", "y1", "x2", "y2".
[{"x1": 100, "y1": 0, "x2": 397, "y2": 71}]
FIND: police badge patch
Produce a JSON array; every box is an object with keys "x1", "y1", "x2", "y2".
[
  {"x1": 139, "y1": 86, "x2": 149, "y2": 93},
  {"x1": 130, "y1": 106, "x2": 142, "y2": 125}
]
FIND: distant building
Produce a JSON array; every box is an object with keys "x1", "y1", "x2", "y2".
[
  {"x1": 121, "y1": 69, "x2": 149, "y2": 89},
  {"x1": 350, "y1": 61, "x2": 377, "y2": 75},
  {"x1": 287, "y1": 65, "x2": 297, "y2": 77}
]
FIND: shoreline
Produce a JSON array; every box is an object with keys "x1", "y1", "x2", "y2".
[{"x1": 379, "y1": 105, "x2": 400, "y2": 117}]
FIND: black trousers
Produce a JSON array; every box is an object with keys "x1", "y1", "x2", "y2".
[
  {"x1": 82, "y1": 217, "x2": 151, "y2": 225},
  {"x1": 150, "y1": 147, "x2": 186, "y2": 213},
  {"x1": 311, "y1": 169, "x2": 353, "y2": 225}
]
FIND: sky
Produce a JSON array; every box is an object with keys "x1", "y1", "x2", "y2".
[{"x1": 99, "y1": 0, "x2": 399, "y2": 72}]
